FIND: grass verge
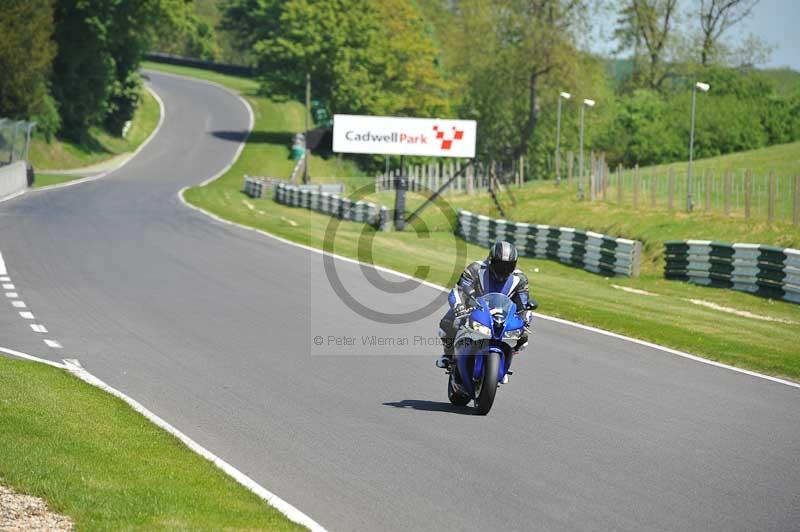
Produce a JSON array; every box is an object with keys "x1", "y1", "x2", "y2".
[
  {"x1": 146, "y1": 61, "x2": 800, "y2": 381},
  {"x1": 29, "y1": 87, "x2": 161, "y2": 173},
  {"x1": 0, "y1": 356, "x2": 305, "y2": 531}
]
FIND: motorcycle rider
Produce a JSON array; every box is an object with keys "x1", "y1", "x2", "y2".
[{"x1": 436, "y1": 241, "x2": 537, "y2": 370}]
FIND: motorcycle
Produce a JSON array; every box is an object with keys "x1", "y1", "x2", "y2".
[{"x1": 446, "y1": 292, "x2": 528, "y2": 415}]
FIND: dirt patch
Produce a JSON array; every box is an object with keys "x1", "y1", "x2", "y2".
[{"x1": 0, "y1": 484, "x2": 73, "y2": 531}]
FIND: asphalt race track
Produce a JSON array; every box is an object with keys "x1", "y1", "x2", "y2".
[{"x1": 1, "y1": 71, "x2": 798, "y2": 532}]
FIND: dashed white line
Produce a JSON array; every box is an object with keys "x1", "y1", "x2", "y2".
[
  {"x1": 43, "y1": 339, "x2": 62, "y2": 349},
  {"x1": 19, "y1": 311, "x2": 34, "y2": 320},
  {"x1": 30, "y1": 324, "x2": 48, "y2": 333},
  {"x1": 0, "y1": 276, "x2": 9, "y2": 282},
  {"x1": 0, "y1": 251, "x2": 6, "y2": 275},
  {"x1": 2, "y1": 283, "x2": 14, "y2": 290},
  {"x1": 5, "y1": 292, "x2": 18, "y2": 298},
  {"x1": 11, "y1": 300, "x2": 26, "y2": 308}
]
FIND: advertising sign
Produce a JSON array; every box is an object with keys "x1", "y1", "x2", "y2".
[{"x1": 333, "y1": 114, "x2": 476, "y2": 158}]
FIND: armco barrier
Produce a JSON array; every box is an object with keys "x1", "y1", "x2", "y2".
[
  {"x1": 456, "y1": 210, "x2": 642, "y2": 277},
  {"x1": 665, "y1": 240, "x2": 800, "y2": 304},
  {"x1": 144, "y1": 52, "x2": 254, "y2": 77},
  {"x1": 0, "y1": 161, "x2": 27, "y2": 199},
  {"x1": 274, "y1": 183, "x2": 388, "y2": 231},
  {"x1": 243, "y1": 176, "x2": 345, "y2": 199}
]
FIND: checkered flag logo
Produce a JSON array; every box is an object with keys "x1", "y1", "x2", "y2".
[{"x1": 433, "y1": 125, "x2": 464, "y2": 150}]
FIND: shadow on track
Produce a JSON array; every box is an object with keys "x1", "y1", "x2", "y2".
[
  {"x1": 383, "y1": 400, "x2": 473, "y2": 415},
  {"x1": 211, "y1": 130, "x2": 292, "y2": 145}
]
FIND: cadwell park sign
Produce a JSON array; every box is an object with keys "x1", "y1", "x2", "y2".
[{"x1": 333, "y1": 114, "x2": 477, "y2": 158}]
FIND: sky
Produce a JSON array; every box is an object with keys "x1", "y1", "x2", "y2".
[{"x1": 590, "y1": 0, "x2": 800, "y2": 71}]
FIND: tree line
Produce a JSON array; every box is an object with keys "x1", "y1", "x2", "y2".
[
  {"x1": 217, "y1": 0, "x2": 799, "y2": 175},
  {"x1": 0, "y1": 0, "x2": 212, "y2": 142}
]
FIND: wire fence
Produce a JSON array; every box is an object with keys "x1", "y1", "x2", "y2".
[
  {"x1": 556, "y1": 151, "x2": 800, "y2": 225},
  {"x1": 0, "y1": 118, "x2": 36, "y2": 166}
]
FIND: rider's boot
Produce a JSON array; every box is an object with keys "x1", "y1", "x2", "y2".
[{"x1": 435, "y1": 343, "x2": 454, "y2": 369}]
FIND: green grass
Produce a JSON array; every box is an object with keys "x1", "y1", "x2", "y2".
[
  {"x1": 160, "y1": 62, "x2": 799, "y2": 380},
  {"x1": 378, "y1": 181, "x2": 800, "y2": 277},
  {"x1": 0, "y1": 356, "x2": 305, "y2": 531},
  {"x1": 143, "y1": 61, "x2": 365, "y2": 186},
  {"x1": 590, "y1": 141, "x2": 800, "y2": 222},
  {"x1": 29, "y1": 87, "x2": 161, "y2": 172},
  {"x1": 32, "y1": 173, "x2": 84, "y2": 188}
]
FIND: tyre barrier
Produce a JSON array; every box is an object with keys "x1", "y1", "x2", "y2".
[
  {"x1": 456, "y1": 210, "x2": 642, "y2": 277},
  {"x1": 664, "y1": 240, "x2": 800, "y2": 304},
  {"x1": 243, "y1": 175, "x2": 272, "y2": 198},
  {"x1": 274, "y1": 183, "x2": 389, "y2": 231}
]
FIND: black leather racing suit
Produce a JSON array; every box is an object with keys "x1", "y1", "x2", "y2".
[{"x1": 439, "y1": 260, "x2": 534, "y2": 355}]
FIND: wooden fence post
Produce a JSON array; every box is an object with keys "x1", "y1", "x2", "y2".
[
  {"x1": 704, "y1": 169, "x2": 711, "y2": 212},
  {"x1": 633, "y1": 164, "x2": 639, "y2": 208},
  {"x1": 518, "y1": 155, "x2": 524, "y2": 188},
  {"x1": 567, "y1": 151, "x2": 574, "y2": 185},
  {"x1": 616, "y1": 165, "x2": 623, "y2": 205},
  {"x1": 744, "y1": 170, "x2": 752, "y2": 220},
  {"x1": 794, "y1": 175, "x2": 800, "y2": 226},
  {"x1": 768, "y1": 171, "x2": 776, "y2": 223},
  {"x1": 668, "y1": 167, "x2": 675, "y2": 211},
  {"x1": 650, "y1": 173, "x2": 657, "y2": 208},
  {"x1": 724, "y1": 171, "x2": 731, "y2": 215}
]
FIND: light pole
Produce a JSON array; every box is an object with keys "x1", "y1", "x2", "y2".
[
  {"x1": 687, "y1": 81, "x2": 710, "y2": 211},
  {"x1": 555, "y1": 91, "x2": 571, "y2": 185},
  {"x1": 578, "y1": 98, "x2": 595, "y2": 200}
]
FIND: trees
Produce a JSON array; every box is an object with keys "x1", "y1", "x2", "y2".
[
  {"x1": 698, "y1": 0, "x2": 758, "y2": 67},
  {"x1": 0, "y1": 0, "x2": 58, "y2": 137},
  {"x1": 629, "y1": 0, "x2": 679, "y2": 92},
  {"x1": 446, "y1": 0, "x2": 589, "y2": 161},
  {"x1": 221, "y1": 0, "x2": 448, "y2": 118},
  {"x1": 51, "y1": 0, "x2": 195, "y2": 139}
]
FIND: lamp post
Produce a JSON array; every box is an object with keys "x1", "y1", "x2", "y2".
[
  {"x1": 687, "y1": 81, "x2": 710, "y2": 212},
  {"x1": 555, "y1": 91, "x2": 571, "y2": 185},
  {"x1": 578, "y1": 98, "x2": 595, "y2": 200}
]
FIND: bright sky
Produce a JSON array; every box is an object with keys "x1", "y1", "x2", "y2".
[{"x1": 590, "y1": 0, "x2": 800, "y2": 71}]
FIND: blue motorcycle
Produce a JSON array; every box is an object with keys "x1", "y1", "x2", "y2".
[{"x1": 447, "y1": 292, "x2": 526, "y2": 415}]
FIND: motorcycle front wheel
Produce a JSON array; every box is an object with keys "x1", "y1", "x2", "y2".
[
  {"x1": 473, "y1": 352, "x2": 500, "y2": 415},
  {"x1": 447, "y1": 373, "x2": 470, "y2": 406}
]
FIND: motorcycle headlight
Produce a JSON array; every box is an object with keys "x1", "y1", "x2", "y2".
[
  {"x1": 470, "y1": 320, "x2": 492, "y2": 336},
  {"x1": 504, "y1": 328, "x2": 523, "y2": 340}
]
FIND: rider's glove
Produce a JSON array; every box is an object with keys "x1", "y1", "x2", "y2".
[{"x1": 454, "y1": 303, "x2": 470, "y2": 320}]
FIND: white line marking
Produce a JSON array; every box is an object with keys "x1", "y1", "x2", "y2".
[
  {"x1": 0, "y1": 276, "x2": 9, "y2": 282},
  {"x1": 179, "y1": 181, "x2": 799, "y2": 389},
  {"x1": 3, "y1": 283, "x2": 15, "y2": 289},
  {"x1": 19, "y1": 311, "x2": 34, "y2": 319},
  {"x1": 11, "y1": 300, "x2": 26, "y2": 308},
  {"x1": 29, "y1": 86, "x2": 166, "y2": 193},
  {"x1": 43, "y1": 339, "x2": 62, "y2": 349},
  {"x1": 5, "y1": 292, "x2": 18, "y2": 298},
  {"x1": 141, "y1": 69, "x2": 254, "y2": 188},
  {"x1": 0, "y1": 189, "x2": 25, "y2": 205},
  {"x1": 0, "y1": 252, "x2": 8, "y2": 275},
  {"x1": 611, "y1": 284, "x2": 657, "y2": 296},
  {"x1": 60, "y1": 358, "x2": 328, "y2": 532},
  {"x1": 30, "y1": 324, "x2": 48, "y2": 333},
  {"x1": 685, "y1": 298, "x2": 797, "y2": 324},
  {"x1": 0, "y1": 346, "x2": 66, "y2": 369}
]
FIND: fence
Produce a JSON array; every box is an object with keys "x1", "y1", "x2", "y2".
[
  {"x1": 664, "y1": 240, "x2": 800, "y2": 304},
  {"x1": 0, "y1": 119, "x2": 36, "y2": 166},
  {"x1": 375, "y1": 159, "x2": 526, "y2": 195},
  {"x1": 274, "y1": 183, "x2": 388, "y2": 230},
  {"x1": 456, "y1": 210, "x2": 641, "y2": 277},
  {"x1": 555, "y1": 150, "x2": 800, "y2": 224},
  {"x1": 144, "y1": 52, "x2": 254, "y2": 77}
]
